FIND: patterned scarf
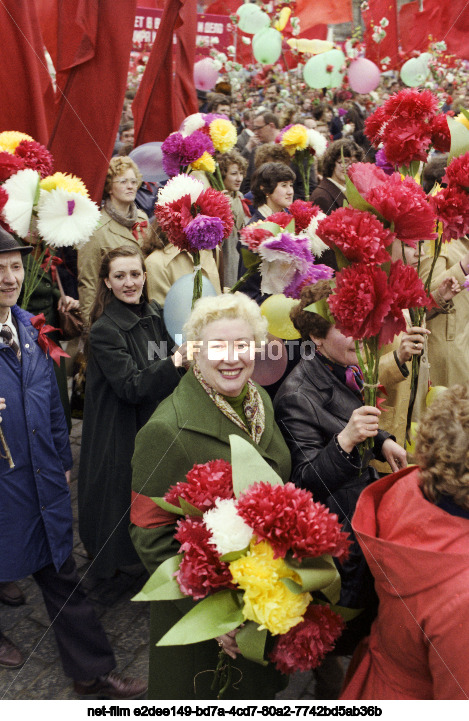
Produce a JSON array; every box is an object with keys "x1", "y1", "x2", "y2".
[
  {"x1": 104, "y1": 198, "x2": 138, "y2": 229},
  {"x1": 193, "y1": 364, "x2": 265, "y2": 444},
  {"x1": 316, "y1": 351, "x2": 364, "y2": 400}
]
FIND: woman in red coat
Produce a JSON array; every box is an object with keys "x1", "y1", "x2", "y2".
[{"x1": 341, "y1": 385, "x2": 469, "y2": 700}]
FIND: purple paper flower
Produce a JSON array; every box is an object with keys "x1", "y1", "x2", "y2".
[
  {"x1": 284, "y1": 261, "x2": 335, "y2": 299},
  {"x1": 375, "y1": 147, "x2": 395, "y2": 175},
  {"x1": 204, "y1": 113, "x2": 229, "y2": 126},
  {"x1": 181, "y1": 131, "x2": 214, "y2": 165},
  {"x1": 162, "y1": 153, "x2": 182, "y2": 178},
  {"x1": 162, "y1": 132, "x2": 184, "y2": 156},
  {"x1": 258, "y1": 233, "x2": 314, "y2": 295},
  {"x1": 260, "y1": 233, "x2": 313, "y2": 263},
  {"x1": 162, "y1": 133, "x2": 185, "y2": 177},
  {"x1": 183, "y1": 214, "x2": 224, "y2": 250}
]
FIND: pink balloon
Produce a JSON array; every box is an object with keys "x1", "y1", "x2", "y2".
[
  {"x1": 193, "y1": 58, "x2": 219, "y2": 92},
  {"x1": 348, "y1": 58, "x2": 381, "y2": 94},
  {"x1": 251, "y1": 334, "x2": 288, "y2": 387}
]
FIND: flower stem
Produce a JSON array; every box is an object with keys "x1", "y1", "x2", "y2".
[
  {"x1": 191, "y1": 250, "x2": 203, "y2": 309},
  {"x1": 229, "y1": 263, "x2": 260, "y2": 293},
  {"x1": 0, "y1": 427, "x2": 15, "y2": 468}
]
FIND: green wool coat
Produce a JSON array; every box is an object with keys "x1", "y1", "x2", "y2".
[
  {"x1": 130, "y1": 369, "x2": 292, "y2": 700},
  {"x1": 78, "y1": 296, "x2": 182, "y2": 577}
]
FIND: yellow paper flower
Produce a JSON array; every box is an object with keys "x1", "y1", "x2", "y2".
[
  {"x1": 229, "y1": 540, "x2": 311, "y2": 635},
  {"x1": 209, "y1": 118, "x2": 237, "y2": 153},
  {"x1": 40, "y1": 172, "x2": 89, "y2": 197},
  {"x1": 455, "y1": 113, "x2": 469, "y2": 130},
  {"x1": 0, "y1": 131, "x2": 34, "y2": 154},
  {"x1": 191, "y1": 152, "x2": 216, "y2": 174},
  {"x1": 280, "y1": 124, "x2": 309, "y2": 156}
]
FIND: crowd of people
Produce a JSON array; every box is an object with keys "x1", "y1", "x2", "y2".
[{"x1": 1, "y1": 68, "x2": 469, "y2": 702}]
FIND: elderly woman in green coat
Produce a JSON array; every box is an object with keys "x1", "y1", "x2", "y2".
[
  {"x1": 78, "y1": 245, "x2": 185, "y2": 578},
  {"x1": 130, "y1": 293, "x2": 291, "y2": 700}
]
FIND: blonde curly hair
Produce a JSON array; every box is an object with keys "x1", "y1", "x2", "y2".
[
  {"x1": 103, "y1": 156, "x2": 142, "y2": 197},
  {"x1": 415, "y1": 385, "x2": 469, "y2": 510},
  {"x1": 183, "y1": 292, "x2": 268, "y2": 346}
]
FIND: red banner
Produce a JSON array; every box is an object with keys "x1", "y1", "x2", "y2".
[
  {"x1": 362, "y1": 0, "x2": 399, "y2": 69},
  {"x1": 399, "y1": 0, "x2": 469, "y2": 60}
]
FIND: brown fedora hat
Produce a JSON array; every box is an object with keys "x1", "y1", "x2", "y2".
[{"x1": 0, "y1": 227, "x2": 33, "y2": 255}]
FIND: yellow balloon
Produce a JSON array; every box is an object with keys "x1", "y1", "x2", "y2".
[
  {"x1": 287, "y1": 38, "x2": 335, "y2": 55},
  {"x1": 274, "y1": 7, "x2": 291, "y2": 32},
  {"x1": 455, "y1": 112, "x2": 469, "y2": 130},
  {"x1": 425, "y1": 385, "x2": 448, "y2": 407},
  {"x1": 260, "y1": 295, "x2": 301, "y2": 341},
  {"x1": 406, "y1": 421, "x2": 419, "y2": 456}
]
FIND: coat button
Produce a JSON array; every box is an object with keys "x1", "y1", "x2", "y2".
[
  {"x1": 41, "y1": 506, "x2": 45, "y2": 511},
  {"x1": 25, "y1": 344, "x2": 29, "y2": 349},
  {"x1": 32, "y1": 429, "x2": 36, "y2": 434},
  {"x1": 36, "y1": 468, "x2": 41, "y2": 474}
]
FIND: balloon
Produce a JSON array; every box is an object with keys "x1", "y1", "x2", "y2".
[
  {"x1": 348, "y1": 58, "x2": 381, "y2": 93},
  {"x1": 287, "y1": 38, "x2": 334, "y2": 54},
  {"x1": 193, "y1": 58, "x2": 219, "y2": 92},
  {"x1": 425, "y1": 385, "x2": 447, "y2": 407},
  {"x1": 400, "y1": 56, "x2": 430, "y2": 87},
  {"x1": 406, "y1": 421, "x2": 419, "y2": 456},
  {"x1": 129, "y1": 142, "x2": 168, "y2": 183},
  {"x1": 237, "y1": 4, "x2": 270, "y2": 34},
  {"x1": 251, "y1": 333, "x2": 288, "y2": 387},
  {"x1": 260, "y1": 295, "x2": 301, "y2": 341},
  {"x1": 252, "y1": 28, "x2": 283, "y2": 65},
  {"x1": 303, "y1": 49, "x2": 345, "y2": 89},
  {"x1": 163, "y1": 274, "x2": 218, "y2": 342}
]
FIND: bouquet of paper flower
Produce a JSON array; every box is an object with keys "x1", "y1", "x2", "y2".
[
  {"x1": 154, "y1": 173, "x2": 234, "y2": 306},
  {"x1": 133, "y1": 436, "x2": 350, "y2": 697},
  {"x1": 0, "y1": 130, "x2": 100, "y2": 309},
  {"x1": 233, "y1": 199, "x2": 333, "y2": 297},
  {"x1": 162, "y1": 113, "x2": 238, "y2": 190},
  {"x1": 277, "y1": 124, "x2": 328, "y2": 198}
]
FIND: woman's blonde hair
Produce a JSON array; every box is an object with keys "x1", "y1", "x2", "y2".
[
  {"x1": 103, "y1": 156, "x2": 142, "y2": 197},
  {"x1": 415, "y1": 385, "x2": 469, "y2": 510},
  {"x1": 183, "y1": 292, "x2": 268, "y2": 345}
]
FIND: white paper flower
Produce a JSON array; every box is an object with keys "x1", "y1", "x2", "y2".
[
  {"x1": 203, "y1": 499, "x2": 253, "y2": 556},
  {"x1": 299, "y1": 213, "x2": 329, "y2": 258},
  {"x1": 258, "y1": 234, "x2": 311, "y2": 295},
  {"x1": 157, "y1": 174, "x2": 204, "y2": 206},
  {"x1": 2, "y1": 168, "x2": 40, "y2": 237},
  {"x1": 180, "y1": 113, "x2": 205, "y2": 136},
  {"x1": 306, "y1": 128, "x2": 328, "y2": 157},
  {"x1": 380, "y1": 16, "x2": 389, "y2": 27},
  {"x1": 36, "y1": 188, "x2": 100, "y2": 247}
]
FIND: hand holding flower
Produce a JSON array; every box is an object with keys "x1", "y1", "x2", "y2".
[
  {"x1": 436, "y1": 276, "x2": 461, "y2": 302},
  {"x1": 215, "y1": 629, "x2": 241, "y2": 660},
  {"x1": 396, "y1": 326, "x2": 431, "y2": 365},
  {"x1": 337, "y1": 406, "x2": 381, "y2": 453}
]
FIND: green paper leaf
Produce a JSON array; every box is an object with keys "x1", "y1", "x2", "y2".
[
  {"x1": 284, "y1": 554, "x2": 340, "y2": 594},
  {"x1": 132, "y1": 555, "x2": 186, "y2": 602},
  {"x1": 220, "y1": 546, "x2": 250, "y2": 562},
  {"x1": 33, "y1": 178, "x2": 41, "y2": 207},
  {"x1": 151, "y1": 497, "x2": 184, "y2": 516},
  {"x1": 230, "y1": 435, "x2": 283, "y2": 498},
  {"x1": 236, "y1": 622, "x2": 268, "y2": 666},
  {"x1": 304, "y1": 298, "x2": 334, "y2": 324},
  {"x1": 448, "y1": 116, "x2": 469, "y2": 161},
  {"x1": 240, "y1": 247, "x2": 261, "y2": 269},
  {"x1": 179, "y1": 498, "x2": 203, "y2": 517},
  {"x1": 314, "y1": 598, "x2": 363, "y2": 623},
  {"x1": 321, "y1": 571, "x2": 341, "y2": 604},
  {"x1": 281, "y1": 577, "x2": 303, "y2": 594},
  {"x1": 156, "y1": 590, "x2": 244, "y2": 645},
  {"x1": 459, "y1": 107, "x2": 469, "y2": 121},
  {"x1": 258, "y1": 221, "x2": 282, "y2": 235},
  {"x1": 333, "y1": 245, "x2": 350, "y2": 271},
  {"x1": 285, "y1": 218, "x2": 295, "y2": 233}
]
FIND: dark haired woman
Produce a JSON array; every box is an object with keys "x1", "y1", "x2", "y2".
[{"x1": 78, "y1": 245, "x2": 185, "y2": 578}]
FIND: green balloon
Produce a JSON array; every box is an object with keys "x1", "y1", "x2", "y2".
[
  {"x1": 400, "y1": 56, "x2": 430, "y2": 87},
  {"x1": 238, "y1": 8, "x2": 270, "y2": 34},
  {"x1": 303, "y1": 49, "x2": 345, "y2": 89},
  {"x1": 252, "y1": 28, "x2": 282, "y2": 65}
]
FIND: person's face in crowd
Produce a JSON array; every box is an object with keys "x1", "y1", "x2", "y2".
[
  {"x1": 265, "y1": 179, "x2": 294, "y2": 212},
  {"x1": 104, "y1": 256, "x2": 146, "y2": 305},
  {"x1": 391, "y1": 239, "x2": 420, "y2": 268},
  {"x1": 223, "y1": 163, "x2": 244, "y2": 193},
  {"x1": 120, "y1": 128, "x2": 134, "y2": 145},
  {"x1": 195, "y1": 318, "x2": 256, "y2": 397},
  {"x1": 265, "y1": 86, "x2": 278, "y2": 102},
  {"x1": 324, "y1": 108, "x2": 333, "y2": 123},
  {"x1": 252, "y1": 116, "x2": 274, "y2": 143},
  {"x1": 331, "y1": 155, "x2": 353, "y2": 185},
  {"x1": 311, "y1": 325, "x2": 359, "y2": 367},
  {"x1": 0, "y1": 251, "x2": 24, "y2": 322},
  {"x1": 216, "y1": 103, "x2": 231, "y2": 116},
  {"x1": 109, "y1": 168, "x2": 139, "y2": 209}
]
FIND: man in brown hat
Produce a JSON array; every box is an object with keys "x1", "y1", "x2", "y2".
[{"x1": 0, "y1": 228, "x2": 146, "y2": 698}]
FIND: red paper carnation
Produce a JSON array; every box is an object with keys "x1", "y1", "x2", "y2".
[
  {"x1": 240, "y1": 225, "x2": 274, "y2": 251},
  {"x1": 265, "y1": 211, "x2": 292, "y2": 228},
  {"x1": 443, "y1": 151, "x2": 469, "y2": 190},
  {"x1": 383, "y1": 88, "x2": 438, "y2": 121},
  {"x1": 317, "y1": 207, "x2": 394, "y2": 264},
  {"x1": 328, "y1": 263, "x2": 393, "y2": 343},
  {"x1": 164, "y1": 459, "x2": 234, "y2": 512},
  {"x1": 430, "y1": 114, "x2": 451, "y2": 153},
  {"x1": 289, "y1": 199, "x2": 321, "y2": 233},
  {"x1": 381, "y1": 117, "x2": 432, "y2": 166},
  {"x1": 364, "y1": 105, "x2": 387, "y2": 146},
  {"x1": 197, "y1": 187, "x2": 234, "y2": 238},
  {"x1": 430, "y1": 185, "x2": 469, "y2": 241},
  {"x1": 236, "y1": 482, "x2": 350, "y2": 561},
  {"x1": 175, "y1": 517, "x2": 234, "y2": 599},
  {"x1": 0, "y1": 151, "x2": 24, "y2": 182},
  {"x1": 154, "y1": 194, "x2": 193, "y2": 250},
  {"x1": 269, "y1": 604, "x2": 345, "y2": 674},
  {"x1": 379, "y1": 261, "x2": 433, "y2": 346},
  {"x1": 14, "y1": 140, "x2": 53, "y2": 178},
  {"x1": 347, "y1": 162, "x2": 389, "y2": 196},
  {"x1": 366, "y1": 174, "x2": 437, "y2": 246}
]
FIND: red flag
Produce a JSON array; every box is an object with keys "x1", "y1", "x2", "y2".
[
  {"x1": 48, "y1": 0, "x2": 137, "y2": 204},
  {"x1": 0, "y1": 0, "x2": 54, "y2": 143},
  {"x1": 173, "y1": 0, "x2": 199, "y2": 128},
  {"x1": 295, "y1": 0, "x2": 352, "y2": 29},
  {"x1": 362, "y1": 0, "x2": 399, "y2": 69},
  {"x1": 133, "y1": 0, "x2": 197, "y2": 144},
  {"x1": 399, "y1": 0, "x2": 469, "y2": 59}
]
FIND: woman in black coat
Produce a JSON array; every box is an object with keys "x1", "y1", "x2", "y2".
[
  {"x1": 274, "y1": 282, "x2": 406, "y2": 646},
  {"x1": 78, "y1": 245, "x2": 184, "y2": 578}
]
